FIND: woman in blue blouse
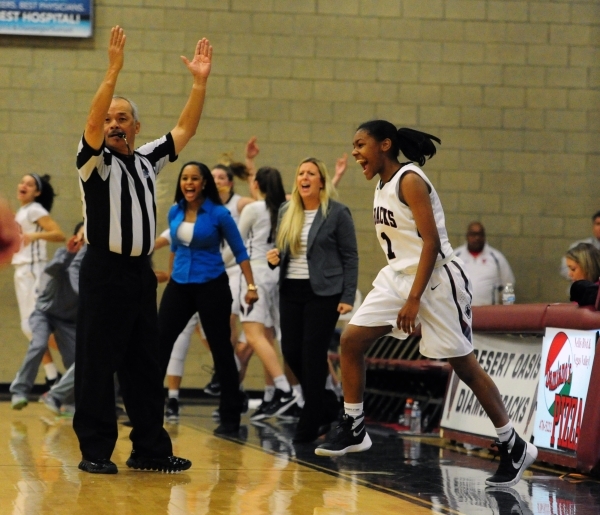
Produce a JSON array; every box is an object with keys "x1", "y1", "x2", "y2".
[{"x1": 158, "y1": 161, "x2": 257, "y2": 435}]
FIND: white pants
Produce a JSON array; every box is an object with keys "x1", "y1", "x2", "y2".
[
  {"x1": 166, "y1": 313, "x2": 200, "y2": 377},
  {"x1": 13, "y1": 262, "x2": 46, "y2": 340}
]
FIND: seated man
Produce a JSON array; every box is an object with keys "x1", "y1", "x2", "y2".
[
  {"x1": 454, "y1": 221, "x2": 515, "y2": 306},
  {"x1": 10, "y1": 223, "x2": 85, "y2": 409}
]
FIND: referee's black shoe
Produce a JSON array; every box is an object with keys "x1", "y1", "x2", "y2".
[
  {"x1": 78, "y1": 458, "x2": 118, "y2": 474},
  {"x1": 126, "y1": 450, "x2": 191, "y2": 473}
]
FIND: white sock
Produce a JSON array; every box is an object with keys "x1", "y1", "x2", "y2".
[
  {"x1": 495, "y1": 421, "x2": 516, "y2": 450},
  {"x1": 263, "y1": 385, "x2": 275, "y2": 402},
  {"x1": 234, "y1": 354, "x2": 241, "y2": 371},
  {"x1": 273, "y1": 375, "x2": 291, "y2": 393},
  {"x1": 168, "y1": 389, "x2": 179, "y2": 399},
  {"x1": 44, "y1": 363, "x2": 58, "y2": 380},
  {"x1": 344, "y1": 402, "x2": 363, "y2": 418},
  {"x1": 292, "y1": 384, "x2": 304, "y2": 407}
]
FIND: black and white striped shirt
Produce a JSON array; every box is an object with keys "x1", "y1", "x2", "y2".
[{"x1": 77, "y1": 133, "x2": 177, "y2": 256}]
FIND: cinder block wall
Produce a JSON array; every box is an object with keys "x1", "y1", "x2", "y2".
[{"x1": 0, "y1": 1, "x2": 598, "y2": 387}]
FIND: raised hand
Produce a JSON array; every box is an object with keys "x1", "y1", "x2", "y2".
[
  {"x1": 332, "y1": 153, "x2": 348, "y2": 187},
  {"x1": 245, "y1": 136, "x2": 260, "y2": 160},
  {"x1": 181, "y1": 38, "x2": 212, "y2": 81},
  {"x1": 108, "y1": 25, "x2": 126, "y2": 72}
]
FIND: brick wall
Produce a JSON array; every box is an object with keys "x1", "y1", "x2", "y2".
[{"x1": 0, "y1": 0, "x2": 598, "y2": 387}]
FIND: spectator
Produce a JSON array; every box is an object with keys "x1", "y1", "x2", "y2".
[
  {"x1": 560, "y1": 211, "x2": 600, "y2": 279},
  {"x1": 565, "y1": 243, "x2": 600, "y2": 283},
  {"x1": 10, "y1": 222, "x2": 85, "y2": 410},
  {"x1": 454, "y1": 222, "x2": 515, "y2": 306}
]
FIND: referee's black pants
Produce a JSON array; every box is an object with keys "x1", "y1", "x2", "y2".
[
  {"x1": 279, "y1": 279, "x2": 341, "y2": 433},
  {"x1": 158, "y1": 273, "x2": 243, "y2": 425},
  {"x1": 74, "y1": 246, "x2": 172, "y2": 460}
]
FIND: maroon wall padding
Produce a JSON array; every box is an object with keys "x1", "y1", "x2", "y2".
[
  {"x1": 471, "y1": 304, "x2": 548, "y2": 333},
  {"x1": 544, "y1": 304, "x2": 600, "y2": 330},
  {"x1": 576, "y1": 333, "x2": 600, "y2": 473},
  {"x1": 472, "y1": 303, "x2": 600, "y2": 333}
]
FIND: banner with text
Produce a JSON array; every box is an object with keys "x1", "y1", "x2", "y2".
[
  {"x1": 0, "y1": 1, "x2": 92, "y2": 38},
  {"x1": 532, "y1": 327, "x2": 598, "y2": 454},
  {"x1": 441, "y1": 333, "x2": 542, "y2": 441}
]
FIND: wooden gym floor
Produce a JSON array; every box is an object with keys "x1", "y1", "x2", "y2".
[{"x1": 1, "y1": 399, "x2": 600, "y2": 514}]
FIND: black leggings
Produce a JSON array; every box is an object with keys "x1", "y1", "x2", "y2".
[
  {"x1": 158, "y1": 273, "x2": 242, "y2": 424},
  {"x1": 279, "y1": 279, "x2": 341, "y2": 428}
]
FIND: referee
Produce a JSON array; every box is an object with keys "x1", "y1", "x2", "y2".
[{"x1": 74, "y1": 26, "x2": 212, "y2": 474}]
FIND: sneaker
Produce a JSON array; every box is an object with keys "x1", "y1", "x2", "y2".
[
  {"x1": 126, "y1": 450, "x2": 191, "y2": 473},
  {"x1": 44, "y1": 372, "x2": 62, "y2": 393},
  {"x1": 486, "y1": 486, "x2": 534, "y2": 515},
  {"x1": 40, "y1": 392, "x2": 62, "y2": 415},
  {"x1": 203, "y1": 372, "x2": 221, "y2": 396},
  {"x1": 485, "y1": 432, "x2": 538, "y2": 488},
  {"x1": 11, "y1": 394, "x2": 28, "y2": 410},
  {"x1": 277, "y1": 403, "x2": 302, "y2": 422},
  {"x1": 257, "y1": 389, "x2": 297, "y2": 420},
  {"x1": 315, "y1": 414, "x2": 373, "y2": 457},
  {"x1": 165, "y1": 397, "x2": 179, "y2": 423},
  {"x1": 249, "y1": 400, "x2": 271, "y2": 421},
  {"x1": 79, "y1": 458, "x2": 118, "y2": 474}
]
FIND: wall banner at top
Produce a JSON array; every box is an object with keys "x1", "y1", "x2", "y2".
[{"x1": 0, "y1": 1, "x2": 92, "y2": 38}]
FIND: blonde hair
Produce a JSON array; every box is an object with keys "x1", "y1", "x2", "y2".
[
  {"x1": 566, "y1": 243, "x2": 600, "y2": 282},
  {"x1": 276, "y1": 157, "x2": 337, "y2": 256}
]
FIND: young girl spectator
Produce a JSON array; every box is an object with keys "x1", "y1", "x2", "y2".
[
  {"x1": 158, "y1": 161, "x2": 257, "y2": 435},
  {"x1": 315, "y1": 120, "x2": 537, "y2": 490},
  {"x1": 267, "y1": 158, "x2": 358, "y2": 443}
]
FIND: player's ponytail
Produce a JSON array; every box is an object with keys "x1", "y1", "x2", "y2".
[
  {"x1": 396, "y1": 127, "x2": 440, "y2": 166},
  {"x1": 357, "y1": 120, "x2": 441, "y2": 166}
]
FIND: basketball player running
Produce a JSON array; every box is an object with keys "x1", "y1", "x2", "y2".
[{"x1": 315, "y1": 120, "x2": 537, "y2": 488}]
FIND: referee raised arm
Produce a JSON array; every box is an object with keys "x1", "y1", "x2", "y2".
[{"x1": 74, "y1": 26, "x2": 212, "y2": 475}]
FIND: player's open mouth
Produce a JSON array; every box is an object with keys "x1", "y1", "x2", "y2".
[{"x1": 356, "y1": 159, "x2": 367, "y2": 171}]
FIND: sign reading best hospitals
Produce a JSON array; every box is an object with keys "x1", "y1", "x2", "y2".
[
  {"x1": 533, "y1": 328, "x2": 597, "y2": 453},
  {"x1": 0, "y1": 0, "x2": 92, "y2": 38}
]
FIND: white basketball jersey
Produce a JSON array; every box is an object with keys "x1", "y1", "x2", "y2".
[
  {"x1": 373, "y1": 163, "x2": 453, "y2": 273},
  {"x1": 222, "y1": 192, "x2": 243, "y2": 268},
  {"x1": 237, "y1": 200, "x2": 273, "y2": 262},
  {"x1": 225, "y1": 193, "x2": 242, "y2": 223}
]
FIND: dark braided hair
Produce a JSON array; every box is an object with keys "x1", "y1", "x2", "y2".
[
  {"x1": 357, "y1": 120, "x2": 441, "y2": 166},
  {"x1": 254, "y1": 167, "x2": 286, "y2": 243}
]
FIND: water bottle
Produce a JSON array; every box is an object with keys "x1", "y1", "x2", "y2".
[
  {"x1": 410, "y1": 401, "x2": 422, "y2": 433},
  {"x1": 399, "y1": 398, "x2": 412, "y2": 427},
  {"x1": 502, "y1": 283, "x2": 515, "y2": 305}
]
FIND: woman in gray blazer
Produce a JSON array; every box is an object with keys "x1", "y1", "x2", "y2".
[{"x1": 267, "y1": 157, "x2": 358, "y2": 443}]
